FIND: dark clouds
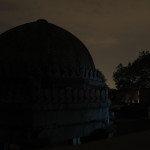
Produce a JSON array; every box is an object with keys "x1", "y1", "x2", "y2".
[{"x1": 1, "y1": 0, "x2": 150, "y2": 88}]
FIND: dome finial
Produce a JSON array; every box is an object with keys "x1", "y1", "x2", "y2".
[{"x1": 36, "y1": 19, "x2": 48, "y2": 24}]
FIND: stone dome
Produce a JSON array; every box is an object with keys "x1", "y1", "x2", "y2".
[
  {"x1": 0, "y1": 19, "x2": 104, "y2": 92},
  {"x1": 0, "y1": 19, "x2": 95, "y2": 71},
  {"x1": 0, "y1": 20, "x2": 110, "y2": 147}
]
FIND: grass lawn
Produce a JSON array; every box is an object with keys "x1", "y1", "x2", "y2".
[{"x1": 115, "y1": 118, "x2": 150, "y2": 135}]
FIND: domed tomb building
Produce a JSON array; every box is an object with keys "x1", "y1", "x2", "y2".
[{"x1": 0, "y1": 20, "x2": 110, "y2": 146}]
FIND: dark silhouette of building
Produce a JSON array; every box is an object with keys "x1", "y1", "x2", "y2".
[{"x1": 0, "y1": 19, "x2": 111, "y2": 148}]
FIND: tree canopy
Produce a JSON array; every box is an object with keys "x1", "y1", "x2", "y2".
[{"x1": 113, "y1": 51, "x2": 150, "y2": 90}]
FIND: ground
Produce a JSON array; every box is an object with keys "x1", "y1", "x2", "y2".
[
  {"x1": 36, "y1": 130, "x2": 150, "y2": 150},
  {"x1": 36, "y1": 118, "x2": 150, "y2": 150}
]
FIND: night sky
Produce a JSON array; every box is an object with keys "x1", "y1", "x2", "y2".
[{"x1": 1, "y1": 0, "x2": 150, "y2": 88}]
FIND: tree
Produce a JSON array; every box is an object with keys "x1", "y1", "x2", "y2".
[
  {"x1": 113, "y1": 63, "x2": 135, "y2": 90},
  {"x1": 113, "y1": 51, "x2": 150, "y2": 103},
  {"x1": 131, "y1": 51, "x2": 150, "y2": 89},
  {"x1": 113, "y1": 51, "x2": 150, "y2": 90}
]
